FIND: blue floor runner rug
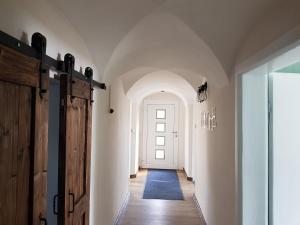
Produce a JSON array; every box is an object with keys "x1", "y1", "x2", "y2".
[{"x1": 143, "y1": 169, "x2": 184, "y2": 200}]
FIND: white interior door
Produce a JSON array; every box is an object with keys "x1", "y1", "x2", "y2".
[{"x1": 142, "y1": 101, "x2": 179, "y2": 169}]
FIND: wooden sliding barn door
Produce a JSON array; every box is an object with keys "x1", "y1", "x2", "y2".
[
  {"x1": 58, "y1": 74, "x2": 92, "y2": 225},
  {"x1": 0, "y1": 44, "x2": 48, "y2": 225}
]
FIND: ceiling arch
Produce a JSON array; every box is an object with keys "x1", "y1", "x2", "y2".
[
  {"x1": 48, "y1": 0, "x2": 285, "y2": 83},
  {"x1": 126, "y1": 70, "x2": 196, "y2": 105},
  {"x1": 120, "y1": 67, "x2": 204, "y2": 92},
  {"x1": 105, "y1": 13, "x2": 228, "y2": 86}
]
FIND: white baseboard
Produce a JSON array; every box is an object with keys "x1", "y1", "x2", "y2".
[
  {"x1": 192, "y1": 193, "x2": 207, "y2": 225},
  {"x1": 114, "y1": 192, "x2": 131, "y2": 225}
]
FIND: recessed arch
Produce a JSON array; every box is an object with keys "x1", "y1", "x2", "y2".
[{"x1": 125, "y1": 69, "x2": 196, "y2": 180}]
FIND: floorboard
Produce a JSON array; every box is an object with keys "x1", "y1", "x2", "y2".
[{"x1": 118, "y1": 169, "x2": 205, "y2": 225}]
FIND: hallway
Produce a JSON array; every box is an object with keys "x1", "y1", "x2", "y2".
[
  {"x1": 118, "y1": 170, "x2": 205, "y2": 225},
  {"x1": 2, "y1": 0, "x2": 300, "y2": 225}
]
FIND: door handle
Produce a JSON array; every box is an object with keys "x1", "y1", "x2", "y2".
[
  {"x1": 68, "y1": 192, "x2": 75, "y2": 214},
  {"x1": 172, "y1": 131, "x2": 178, "y2": 138},
  {"x1": 40, "y1": 217, "x2": 47, "y2": 225},
  {"x1": 53, "y1": 194, "x2": 59, "y2": 215}
]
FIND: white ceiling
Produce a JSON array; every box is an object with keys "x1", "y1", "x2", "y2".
[
  {"x1": 49, "y1": 0, "x2": 283, "y2": 84},
  {"x1": 126, "y1": 70, "x2": 196, "y2": 104}
]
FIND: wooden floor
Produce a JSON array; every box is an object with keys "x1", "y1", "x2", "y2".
[{"x1": 117, "y1": 169, "x2": 205, "y2": 225}]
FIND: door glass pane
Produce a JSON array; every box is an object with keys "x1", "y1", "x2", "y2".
[
  {"x1": 156, "y1": 123, "x2": 165, "y2": 132},
  {"x1": 156, "y1": 109, "x2": 166, "y2": 119},
  {"x1": 155, "y1": 150, "x2": 165, "y2": 159},
  {"x1": 156, "y1": 136, "x2": 165, "y2": 146}
]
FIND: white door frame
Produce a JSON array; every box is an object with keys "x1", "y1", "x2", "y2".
[{"x1": 141, "y1": 100, "x2": 179, "y2": 169}]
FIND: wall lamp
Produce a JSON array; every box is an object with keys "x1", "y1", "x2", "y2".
[{"x1": 197, "y1": 82, "x2": 208, "y2": 103}]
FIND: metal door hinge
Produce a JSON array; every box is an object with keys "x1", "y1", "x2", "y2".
[{"x1": 268, "y1": 101, "x2": 272, "y2": 122}]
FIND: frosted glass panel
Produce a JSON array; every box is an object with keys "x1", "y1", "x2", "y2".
[
  {"x1": 156, "y1": 109, "x2": 166, "y2": 119},
  {"x1": 156, "y1": 123, "x2": 165, "y2": 132},
  {"x1": 241, "y1": 65, "x2": 269, "y2": 225},
  {"x1": 271, "y1": 73, "x2": 300, "y2": 225},
  {"x1": 156, "y1": 136, "x2": 165, "y2": 146},
  {"x1": 155, "y1": 150, "x2": 165, "y2": 159}
]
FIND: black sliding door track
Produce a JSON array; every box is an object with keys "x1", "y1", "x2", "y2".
[{"x1": 0, "y1": 30, "x2": 106, "y2": 90}]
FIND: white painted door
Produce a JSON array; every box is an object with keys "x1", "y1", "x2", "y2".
[{"x1": 142, "y1": 101, "x2": 179, "y2": 169}]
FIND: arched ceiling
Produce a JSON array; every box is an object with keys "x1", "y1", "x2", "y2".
[
  {"x1": 126, "y1": 70, "x2": 196, "y2": 105},
  {"x1": 104, "y1": 13, "x2": 227, "y2": 86},
  {"x1": 48, "y1": 0, "x2": 284, "y2": 83}
]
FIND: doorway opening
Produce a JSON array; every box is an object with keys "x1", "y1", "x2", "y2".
[
  {"x1": 127, "y1": 90, "x2": 194, "y2": 200},
  {"x1": 141, "y1": 92, "x2": 182, "y2": 170},
  {"x1": 128, "y1": 90, "x2": 193, "y2": 175},
  {"x1": 239, "y1": 44, "x2": 300, "y2": 225}
]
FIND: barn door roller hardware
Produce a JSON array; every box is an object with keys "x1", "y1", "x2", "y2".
[
  {"x1": 0, "y1": 30, "x2": 106, "y2": 90},
  {"x1": 31, "y1": 32, "x2": 47, "y2": 97},
  {"x1": 85, "y1": 67, "x2": 94, "y2": 104},
  {"x1": 64, "y1": 53, "x2": 75, "y2": 101}
]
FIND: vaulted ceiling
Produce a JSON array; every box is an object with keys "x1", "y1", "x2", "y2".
[{"x1": 49, "y1": 0, "x2": 284, "y2": 84}]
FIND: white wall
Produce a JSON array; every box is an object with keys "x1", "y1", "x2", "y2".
[
  {"x1": 91, "y1": 78, "x2": 131, "y2": 225},
  {"x1": 271, "y1": 72, "x2": 300, "y2": 225},
  {"x1": 186, "y1": 103, "x2": 194, "y2": 177},
  {"x1": 194, "y1": 79, "x2": 236, "y2": 225},
  {"x1": 0, "y1": 0, "x2": 98, "y2": 77},
  {"x1": 138, "y1": 92, "x2": 186, "y2": 169},
  {"x1": 129, "y1": 102, "x2": 137, "y2": 175},
  {"x1": 241, "y1": 66, "x2": 269, "y2": 225}
]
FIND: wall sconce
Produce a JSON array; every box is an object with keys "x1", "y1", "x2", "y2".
[{"x1": 197, "y1": 82, "x2": 208, "y2": 103}]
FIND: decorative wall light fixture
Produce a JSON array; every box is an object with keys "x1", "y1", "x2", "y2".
[
  {"x1": 209, "y1": 107, "x2": 217, "y2": 131},
  {"x1": 197, "y1": 82, "x2": 208, "y2": 103},
  {"x1": 200, "y1": 107, "x2": 217, "y2": 131}
]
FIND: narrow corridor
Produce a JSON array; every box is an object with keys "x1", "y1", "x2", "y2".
[
  {"x1": 2, "y1": 0, "x2": 300, "y2": 224},
  {"x1": 118, "y1": 170, "x2": 205, "y2": 225}
]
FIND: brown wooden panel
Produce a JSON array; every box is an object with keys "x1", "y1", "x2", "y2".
[
  {"x1": 16, "y1": 86, "x2": 32, "y2": 225},
  {"x1": 65, "y1": 97, "x2": 90, "y2": 225},
  {"x1": 0, "y1": 44, "x2": 39, "y2": 87},
  {"x1": 32, "y1": 88, "x2": 49, "y2": 225},
  {"x1": 60, "y1": 74, "x2": 91, "y2": 99},
  {"x1": 0, "y1": 81, "x2": 19, "y2": 225},
  {"x1": 70, "y1": 78, "x2": 91, "y2": 100},
  {"x1": 0, "y1": 44, "x2": 49, "y2": 225},
  {"x1": 71, "y1": 98, "x2": 87, "y2": 200},
  {"x1": 0, "y1": 81, "x2": 32, "y2": 225},
  {"x1": 59, "y1": 74, "x2": 92, "y2": 225}
]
